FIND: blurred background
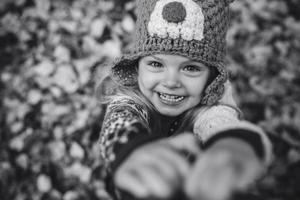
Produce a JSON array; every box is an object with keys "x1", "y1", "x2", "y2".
[{"x1": 0, "y1": 0, "x2": 300, "y2": 199}]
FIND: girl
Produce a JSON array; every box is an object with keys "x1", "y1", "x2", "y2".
[{"x1": 97, "y1": 0, "x2": 272, "y2": 200}]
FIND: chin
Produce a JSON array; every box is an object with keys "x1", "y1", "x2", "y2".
[{"x1": 158, "y1": 109, "x2": 183, "y2": 117}]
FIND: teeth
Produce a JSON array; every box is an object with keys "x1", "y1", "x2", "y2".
[{"x1": 158, "y1": 92, "x2": 184, "y2": 102}]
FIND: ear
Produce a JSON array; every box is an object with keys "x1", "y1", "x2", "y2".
[{"x1": 224, "y1": 0, "x2": 235, "y2": 6}]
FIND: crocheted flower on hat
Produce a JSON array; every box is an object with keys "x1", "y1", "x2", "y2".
[{"x1": 148, "y1": 0, "x2": 205, "y2": 41}]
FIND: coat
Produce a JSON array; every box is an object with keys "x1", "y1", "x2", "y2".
[{"x1": 99, "y1": 96, "x2": 272, "y2": 200}]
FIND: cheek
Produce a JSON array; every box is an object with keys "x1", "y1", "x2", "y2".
[
  {"x1": 138, "y1": 67, "x2": 157, "y2": 89},
  {"x1": 138, "y1": 76, "x2": 156, "y2": 93},
  {"x1": 138, "y1": 70, "x2": 151, "y2": 92},
  {"x1": 187, "y1": 76, "x2": 209, "y2": 96}
]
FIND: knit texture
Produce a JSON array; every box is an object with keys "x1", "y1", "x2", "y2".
[{"x1": 111, "y1": 0, "x2": 235, "y2": 105}]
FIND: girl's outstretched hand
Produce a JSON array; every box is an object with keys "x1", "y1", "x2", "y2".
[
  {"x1": 184, "y1": 138, "x2": 264, "y2": 200},
  {"x1": 114, "y1": 133, "x2": 201, "y2": 199}
]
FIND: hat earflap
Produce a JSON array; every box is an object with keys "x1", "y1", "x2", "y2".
[{"x1": 201, "y1": 63, "x2": 228, "y2": 105}]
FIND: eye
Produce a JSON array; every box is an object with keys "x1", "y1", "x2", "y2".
[
  {"x1": 182, "y1": 64, "x2": 208, "y2": 77},
  {"x1": 183, "y1": 65, "x2": 202, "y2": 72},
  {"x1": 148, "y1": 61, "x2": 163, "y2": 68}
]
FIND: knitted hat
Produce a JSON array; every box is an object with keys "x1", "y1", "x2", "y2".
[{"x1": 111, "y1": 0, "x2": 235, "y2": 105}]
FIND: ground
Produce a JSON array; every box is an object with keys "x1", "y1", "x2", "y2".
[{"x1": 0, "y1": 0, "x2": 300, "y2": 200}]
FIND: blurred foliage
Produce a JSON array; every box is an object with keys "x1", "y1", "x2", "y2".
[{"x1": 0, "y1": 0, "x2": 300, "y2": 200}]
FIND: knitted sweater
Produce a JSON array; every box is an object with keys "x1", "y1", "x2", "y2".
[{"x1": 99, "y1": 96, "x2": 272, "y2": 200}]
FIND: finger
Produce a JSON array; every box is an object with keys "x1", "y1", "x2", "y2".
[
  {"x1": 206, "y1": 147, "x2": 263, "y2": 191},
  {"x1": 185, "y1": 153, "x2": 236, "y2": 200},
  {"x1": 152, "y1": 145, "x2": 191, "y2": 179},
  {"x1": 134, "y1": 144, "x2": 192, "y2": 180},
  {"x1": 144, "y1": 153, "x2": 183, "y2": 187},
  {"x1": 235, "y1": 158, "x2": 263, "y2": 190},
  {"x1": 118, "y1": 158, "x2": 179, "y2": 199},
  {"x1": 186, "y1": 150, "x2": 262, "y2": 200},
  {"x1": 167, "y1": 133, "x2": 202, "y2": 157},
  {"x1": 131, "y1": 146, "x2": 190, "y2": 178},
  {"x1": 135, "y1": 163, "x2": 178, "y2": 199},
  {"x1": 116, "y1": 147, "x2": 189, "y2": 198},
  {"x1": 115, "y1": 168, "x2": 149, "y2": 198},
  {"x1": 203, "y1": 167, "x2": 237, "y2": 200},
  {"x1": 186, "y1": 167, "x2": 236, "y2": 200}
]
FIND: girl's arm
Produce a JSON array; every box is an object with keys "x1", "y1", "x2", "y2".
[
  {"x1": 188, "y1": 82, "x2": 273, "y2": 200},
  {"x1": 99, "y1": 96, "x2": 158, "y2": 199},
  {"x1": 193, "y1": 105, "x2": 272, "y2": 165},
  {"x1": 100, "y1": 97, "x2": 198, "y2": 200},
  {"x1": 194, "y1": 81, "x2": 272, "y2": 164}
]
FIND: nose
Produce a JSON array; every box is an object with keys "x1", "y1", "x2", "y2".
[{"x1": 162, "y1": 70, "x2": 181, "y2": 89}]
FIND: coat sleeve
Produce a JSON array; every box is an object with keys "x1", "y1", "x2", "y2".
[
  {"x1": 99, "y1": 96, "x2": 152, "y2": 170},
  {"x1": 99, "y1": 97, "x2": 164, "y2": 200},
  {"x1": 193, "y1": 105, "x2": 273, "y2": 166}
]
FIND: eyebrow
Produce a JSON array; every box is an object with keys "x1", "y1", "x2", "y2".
[
  {"x1": 148, "y1": 55, "x2": 206, "y2": 67},
  {"x1": 149, "y1": 55, "x2": 163, "y2": 62},
  {"x1": 150, "y1": 55, "x2": 190, "y2": 64}
]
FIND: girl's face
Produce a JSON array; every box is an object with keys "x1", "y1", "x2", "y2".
[{"x1": 138, "y1": 54, "x2": 210, "y2": 116}]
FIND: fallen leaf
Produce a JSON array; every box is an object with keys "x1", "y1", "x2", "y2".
[
  {"x1": 48, "y1": 140, "x2": 66, "y2": 162},
  {"x1": 59, "y1": 20, "x2": 78, "y2": 34},
  {"x1": 37, "y1": 174, "x2": 52, "y2": 193},
  {"x1": 33, "y1": 60, "x2": 56, "y2": 77},
  {"x1": 65, "y1": 162, "x2": 92, "y2": 183},
  {"x1": 52, "y1": 65, "x2": 79, "y2": 93},
  {"x1": 101, "y1": 39, "x2": 121, "y2": 59},
  {"x1": 27, "y1": 89, "x2": 42, "y2": 105},
  {"x1": 9, "y1": 135, "x2": 25, "y2": 151},
  {"x1": 15, "y1": 154, "x2": 29, "y2": 170},
  {"x1": 90, "y1": 18, "x2": 106, "y2": 38},
  {"x1": 70, "y1": 142, "x2": 85, "y2": 160},
  {"x1": 122, "y1": 15, "x2": 135, "y2": 33},
  {"x1": 54, "y1": 45, "x2": 71, "y2": 63},
  {"x1": 63, "y1": 191, "x2": 78, "y2": 200}
]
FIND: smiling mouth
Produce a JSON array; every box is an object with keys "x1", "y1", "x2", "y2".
[{"x1": 157, "y1": 92, "x2": 185, "y2": 103}]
